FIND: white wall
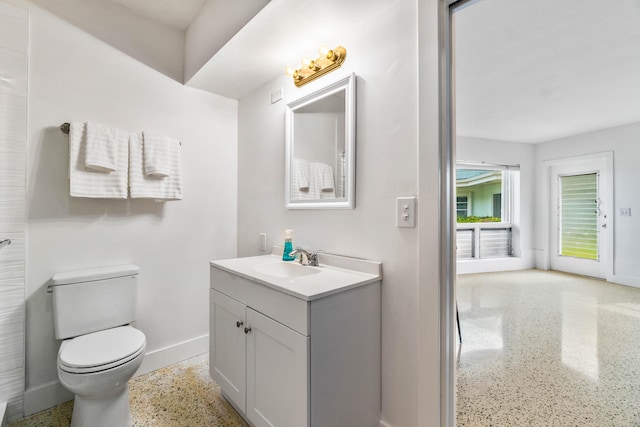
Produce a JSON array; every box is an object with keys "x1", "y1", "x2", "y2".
[
  {"x1": 236, "y1": 0, "x2": 419, "y2": 425},
  {"x1": 28, "y1": 0, "x2": 185, "y2": 82},
  {"x1": 21, "y1": 2, "x2": 238, "y2": 415},
  {"x1": 457, "y1": 137, "x2": 537, "y2": 274},
  {"x1": 184, "y1": 0, "x2": 270, "y2": 82},
  {"x1": 534, "y1": 121, "x2": 640, "y2": 286},
  {"x1": 416, "y1": 0, "x2": 442, "y2": 424}
]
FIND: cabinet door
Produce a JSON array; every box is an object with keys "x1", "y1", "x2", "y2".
[
  {"x1": 246, "y1": 308, "x2": 309, "y2": 427},
  {"x1": 210, "y1": 289, "x2": 247, "y2": 412}
]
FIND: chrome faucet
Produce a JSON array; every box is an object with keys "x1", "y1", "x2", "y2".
[{"x1": 289, "y1": 247, "x2": 322, "y2": 266}]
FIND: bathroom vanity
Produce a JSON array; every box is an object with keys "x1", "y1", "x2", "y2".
[{"x1": 209, "y1": 248, "x2": 381, "y2": 427}]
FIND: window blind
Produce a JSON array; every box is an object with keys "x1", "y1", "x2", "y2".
[
  {"x1": 479, "y1": 228, "x2": 512, "y2": 258},
  {"x1": 559, "y1": 173, "x2": 598, "y2": 260}
]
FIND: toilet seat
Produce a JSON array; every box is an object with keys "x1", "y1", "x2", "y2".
[{"x1": 59, "y1": 326, "x2": 146, "y2": 374}]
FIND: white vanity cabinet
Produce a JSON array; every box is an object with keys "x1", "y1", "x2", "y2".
[
  {"x1": 210, "y1": 288, "x2": 308, "y2": 427},
  {"x1": 209, "y1": 253, "x2": 381, "y2": 427}
]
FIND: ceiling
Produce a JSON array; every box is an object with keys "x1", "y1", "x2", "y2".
[
  {"x1": 455, "y1": 0, "x2": 640, "y2": 143},
  {"x1": 184, "y1": 0, "x2": 395, "y2": 99},
  {"x1": 32, "y1": 0, "x2": 640, "y2": 143},
  {"x1": 107, "y1": 0, "x2": 206, "y2": 30},
  {"x1": 33, "y1": 0, "x2": 393, "y2": 99}
]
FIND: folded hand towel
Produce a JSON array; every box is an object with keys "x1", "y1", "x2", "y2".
[
  {"x1": 310, "y1": 162, "x2": 335, "y2": 199},
  {"x1": 293, "y1": 158, "x2": 310, "y2": 191},
  {"x1": 142, "y1": 131, "x2": 174, "y2": 177},
  {"x1": 85, "y1": 122, "x2": 120, "y2": 172},
  {"x1": 316, "y1": 162, "x2": 335, "y2": 192},
  {"x1": 69, "y1": 122, "x2": 128, "y2": 199},
  {"x1": 129, "y1": 133, "x2": 182, "y2": 200}
]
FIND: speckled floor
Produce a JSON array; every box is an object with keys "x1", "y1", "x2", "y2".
[
  {"x1": 9, "y1": 354, "x2": 248, "y2": 427},
  {"x1": 457, "y1": 270, "x2": 640, "y2": 426}
]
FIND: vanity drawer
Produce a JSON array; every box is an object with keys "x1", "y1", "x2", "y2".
[{"x1": 210, "y1": 266, "x2": 310, "y2": 336}]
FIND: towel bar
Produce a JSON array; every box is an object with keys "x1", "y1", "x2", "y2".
[{"x1": 59, "y1": 122, "x2": 181, "y2": 146}]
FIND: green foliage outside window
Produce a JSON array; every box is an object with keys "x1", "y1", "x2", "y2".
[{"x1": 456, "y1": 216, "x2": 501, "y2": 223}]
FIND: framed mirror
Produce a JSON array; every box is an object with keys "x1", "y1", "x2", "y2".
[{"x1": 285, "y1": 73, "x2": 356, "y2": 209}]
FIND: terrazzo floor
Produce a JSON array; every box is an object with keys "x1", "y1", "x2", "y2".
[
  {"x1": 9, "y1": 354, "x2": 248, "y2": 427},
  {"x1": 456, "y1": 269, "x2": 640, "y2": 426}
]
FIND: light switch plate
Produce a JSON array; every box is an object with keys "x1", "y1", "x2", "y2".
[
  {"x1": 396, "y1": 197, "x2": 416, "y2": 228},
  {"x1": 620, "y1": 208, "x2": 631, "y2": 217}
]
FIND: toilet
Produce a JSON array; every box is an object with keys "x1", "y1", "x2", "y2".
[{"x1": 51, "y1": 265, "x2": 146, "y2": 427}]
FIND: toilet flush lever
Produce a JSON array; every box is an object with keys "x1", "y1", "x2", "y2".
[{"x1": 0, "y1": 239, "x2": 10, "y2": 250}]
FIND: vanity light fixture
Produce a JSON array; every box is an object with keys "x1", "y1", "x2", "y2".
[{"x1": 285, "y1": 46, "x2": 347, "y2": 87}]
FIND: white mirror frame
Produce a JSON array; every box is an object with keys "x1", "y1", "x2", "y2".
[{"x1": 285, "y1": 73, "x2": 356, "y2": 209}]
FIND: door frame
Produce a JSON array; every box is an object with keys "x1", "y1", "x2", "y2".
[
  {"x1": 436, "y1": 0, "x2": 481, "y2": 426},
  {"x1": 418, "y1": 0, "x2": 480, "y2": 426},
  {"x1": 542, "y1": 152, "x2": 614, "y2": 280}
]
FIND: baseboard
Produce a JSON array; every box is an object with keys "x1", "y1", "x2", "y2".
[
  {"x1": 23, "y1": 334, "x2": 209, "y2": 416},
  {"x1": 23, "y1": 380, "x2": 73, "y2": 417},
  {"x1": 136, "y1": 333, "x2": 209, "y2": 376},
  {"x1": 457, "y1": 255, "x2": 535, "y2": 275},
  {"x1": 609, "y1": 275, "x2": 640, "y2": 288}
]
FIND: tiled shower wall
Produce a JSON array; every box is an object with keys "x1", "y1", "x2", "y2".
[{"x1": 0, "y1": 1, "x2": 27, "y2": 423}]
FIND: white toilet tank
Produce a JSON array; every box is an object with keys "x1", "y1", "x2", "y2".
[{"x1": 51, "y1": 265, "x2": 139, "y2": 339}]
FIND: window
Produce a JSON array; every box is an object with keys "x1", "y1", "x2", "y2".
[
  {"x1": 455, "y1": 168, "x2": 504, "y2": 223},
  {"x1": 456, "y1": 163, "x2": 520, "y2": 259},
  {"x1": 457, "y1": 194, "x2": 470, "y2": 218}
]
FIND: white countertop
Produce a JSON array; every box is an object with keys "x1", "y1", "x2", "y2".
[{"x1": 210, "y1": 250, "x2": 382, "y2": 301}]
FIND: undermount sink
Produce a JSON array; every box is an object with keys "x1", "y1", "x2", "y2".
[{"x1": 253, "y1": 261, "x2": 321, "y2": 279}]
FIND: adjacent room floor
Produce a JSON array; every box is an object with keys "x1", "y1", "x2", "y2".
[
  {"x1": 9, "y1": 354, "x2": 247, "y2": 427},
  {"x1": 456, "y1": 269, "x2": 640, "y2": 426}
]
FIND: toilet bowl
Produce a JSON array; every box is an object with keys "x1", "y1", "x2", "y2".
[
  {"x1": 57, "y1": 326, "x2": 146, "y2": 427},
  {"x1": 51, "y1": 265, "x2": 145, "y2": 427}
]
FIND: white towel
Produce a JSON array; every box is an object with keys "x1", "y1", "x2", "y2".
[
  {"x1": 310, "y1": 162, "x2": 335, "y2": 199},
  {"x1": 311, "y1": 162, "x2": 334, "y2": 199},
  {"x1": 69, "y1": 122, "x2": 128, "y2": 199},
  {"x1": 129, "y1": 133, "x2": 182, "y2": 200},
  {"x1": 291, "y1": 159, "x2": 314, "y2": 201},
  {"x1": 318, "y1": 163, "x2": 335, "y2": 192},
  {"x1": 142, "y1": 131, "x2": 173, "y2": 177},
  {"x1": 85, "y1": 122, "x2": 120, "y2": 172},
  {"x1": 293, "y1": 158, "x2": 310, "y2": 191}
]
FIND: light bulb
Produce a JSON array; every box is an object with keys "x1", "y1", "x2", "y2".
[
  {"x1": 319, "y1": 46, "x2": 330, "y2": 57},
  {"x1": 301, "y1": 57, "x2": 311, "y2": 67}
]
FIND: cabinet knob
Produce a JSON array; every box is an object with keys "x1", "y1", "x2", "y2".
[
  {"x1": 244, "y1": 327, "x2": 252, "y2": 334},
  {"x1": 236, "y1": 321, "x2": 244, "y2": 328}
]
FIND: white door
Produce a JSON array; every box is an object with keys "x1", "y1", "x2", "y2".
[
  {"x1": 246, "y1": 308, "x2": 309, "y2": 427},
  {"x1": 210, "y1": 290, "x2": 247, "y2": 412},
  {"x1": 549, "y1": 155, "x2": 612, "y2": 279}
]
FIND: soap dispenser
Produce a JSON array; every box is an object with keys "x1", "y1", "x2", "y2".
[{"x1": 282, "y1": 229, "x2": 295, "y2": 261}]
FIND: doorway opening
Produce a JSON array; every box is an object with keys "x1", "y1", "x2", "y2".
[{"x1": 445, "y1": 0, "x2": 640, "y2": 425}]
